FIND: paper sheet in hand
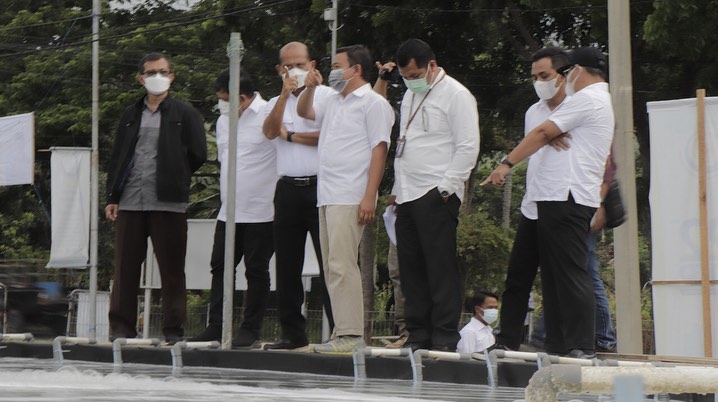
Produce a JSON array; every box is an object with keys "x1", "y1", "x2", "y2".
[{"x1": 383, "y1": 205, "x2": 397, "y2": 246}]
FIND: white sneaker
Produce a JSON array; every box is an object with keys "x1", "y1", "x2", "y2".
[{"x1": 312, "y1": 336, "x2": 365, "y2": 354}]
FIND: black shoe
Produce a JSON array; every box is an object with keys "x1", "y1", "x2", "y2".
[
  {"x1": 595, "y1": 344, "x2": 617, "y2": 353},
  {"x1": 403, "y1": 341, "x2": 431, "y2": 352},
  {"x1": 431, "y1": 344, "x2": 457, "y2": 352},
  {"x1": 488, "y1": 343, "x2": 512, "y2": 352},
  {"x1": 232, "y1": 330, "x2": 259, "y2": 349},
  {"x1": 188, "y1": 325, "x2": 221, "y2": 342},
  {"x1": 263, "y1": 338, "x2": 308, "y2": 350},
  {"x1": 110, "y1": 332, "x2": 129, "y2": 342},
  {"x1": 564, "y1": 348, "x2": 596, "y2": 359},
  {"x1": 164, "y1": 334, "x2": 183, "y2": 345}
]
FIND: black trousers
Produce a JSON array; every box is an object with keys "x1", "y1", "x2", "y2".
[
  {"x1": 206, "y1": 220, "x2": 274, "y2": 338},
  {"x1": 537, "y1": 194, "x2": 596, "y2": 353},
  {"x1": 109, "y1": 210, "x2": 187, "y2": 338},
  {"x1": 496, "y1": 215, "x2": 539, "y2": 350},
  {"x1": 273, "y1": 179, "x2": 334, "y2": 342},
  {"x1": 396, "y1": 188, "x2": 462, "y2": 348}
]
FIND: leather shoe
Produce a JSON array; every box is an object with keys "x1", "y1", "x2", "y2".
[
  {"x1": 431, "y1": 344, "x2": 457, "y2": 352},
  {"x1": 403, "y1": 341, "x2": 431, "y2": 352},
  {"x1": 232, "y1": 330, "x2": 259, "y2": 348},
  {"x1": 263, "y1": 338, "x2": 308, "y2": 350},
  {"x1": 564, "y1": 348, "x2": 596, "y2": 359},
  {"x1": 164, "y1": 334, "x2": 183, "y2": 345}
]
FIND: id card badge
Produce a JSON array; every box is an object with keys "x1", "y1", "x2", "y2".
[{"x1": 395, "y1": 136, "x2": 406, "y2": 158}]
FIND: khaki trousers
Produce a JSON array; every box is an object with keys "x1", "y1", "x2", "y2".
[{"x1": 318, "y1": 205, "x2": 365, "y2": 337}]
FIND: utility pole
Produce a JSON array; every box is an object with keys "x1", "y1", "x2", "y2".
[
  {"x1": 608, "y1": 0, "x2": 643, "y2": 354},
  {"x1": 88, "y1": 0, "x2": 100, "y2": 344},
  {"x1": 325, "y1": 0, "x2": 338, "y2": 58},
  {"x1": 222, "y1": 33, "x2": 244, "y2": 350}
]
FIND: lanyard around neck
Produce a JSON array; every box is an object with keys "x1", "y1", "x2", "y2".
[{"x1": 404, "y1": 69, "x2": 446, "y2": 133}]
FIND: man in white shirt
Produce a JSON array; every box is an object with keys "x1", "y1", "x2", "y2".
[
  {"x1": 494, "y1": 48, "x2": 570, "y2": 351},
  {"x1": 483, "y1": 47, "x2": 614, "y2": 359},
  {"x1": 298, "y1": 44, "x2": 394, "y2": 353},
  {"x1": 391, "y1": 39, "x2": 480, "y2": 352},
  {"x1": 190, "y1": 70, "x2": 276, "y2": 348},
  {"x1": 457, "y1": 290, "x2": 499, "y2": 354},
  {"x1": 262, "y1": 42, "x2": 335, "y2": 350}
]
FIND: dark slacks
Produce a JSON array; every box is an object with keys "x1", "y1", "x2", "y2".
[
  {"x1": 537, "y1": 194, "x2": 596, "y2": 353},
  {"x1": 496, "y1": 215, "x2": 539, "y2": 350},
  {"x1": 207, "y1": 220, "x2": 274, "y2": 338},
  {"x1": 273, "y1": 179, "x2": 334, "y2": 343},
  {"x1": 109, "y1": 210, "x2": 187, "y2": 338},
  {"x1": 396, "y1": 188, "x2": 462, "y2": 348}
]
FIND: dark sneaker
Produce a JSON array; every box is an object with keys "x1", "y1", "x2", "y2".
[
  {"x1": 263, "y1": 338, "x2": 309, "y2": 350},
  {"x1": 403, "y1": 341, "x2": 431, "y2": 352},
  {"x1": 564, "y1": 348, "x2": 596, "y2": 359},
  {"x1": 188, "y1": 325, "x2": 221, "y2": 342},
  {"x1": 431, "y1": 344, "x2": 457, "y2": 352},
  {"x1": 596, "y1": 344, "x2": 617, "y2": 353}
]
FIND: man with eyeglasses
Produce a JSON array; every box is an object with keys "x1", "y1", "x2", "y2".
[
  {"x1": 105, "y1": 52, "x2": 207, "y2": 344},
  {"x1": 482, "y1": 47, "x2": 614, "y2": 359},
  {"x1": 390, "y1": 38, "x2": 480, "y2": 352},
  {"x1": 262, "y1": 42, "x2": 335, "y2": 350}
]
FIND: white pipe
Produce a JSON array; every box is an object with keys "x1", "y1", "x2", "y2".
[
  {"x1": 112, "y1": 337, "x2": 160, "y2": 365},
  {"x1": 0, "y1": 281, "x2": 6, "y2": 334},
  {"x1": 52, "y1": 336, "x2": 93, "y2": 364},
  {"x1": 525, "y1": 364, "x2": 718, "y2": 402},
  {"x1": 171, "y1": 340, "x2": 220, "y2": 369},
  {"x1": 2, "y1": 333, "x2": 33, "y2": 342},
  {"x1": 142, "y1": 287, "x2": 151, "y2": 339}
]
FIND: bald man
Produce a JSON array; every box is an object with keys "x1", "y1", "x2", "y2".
[{"x1": 261, "y1": 42, "x2": 334, "y2": 350}]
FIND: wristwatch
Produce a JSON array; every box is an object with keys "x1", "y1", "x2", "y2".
[
  {"x1": 440, "y1": 190, "x2": 450, "y2": 198},
  {"x1": 500, "y1": 155, "x2": 514, "y2": 168},
  {"x1": 287, "y1": 131, "x2": 295, "y2": 142}
]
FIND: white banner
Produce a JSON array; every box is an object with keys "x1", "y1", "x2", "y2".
[
  {"x1": 143, "y1": 219, "x2": 321, "y2": 291},
  {"x1": 47, "y1": 147, "x2": 91, "y2": 268},
  {"x1": 0, "y1": 112, "x2": 34, "y2": 186},
  {"x1": 648, "y1": 97, "x2": 718, "y2": 358}
]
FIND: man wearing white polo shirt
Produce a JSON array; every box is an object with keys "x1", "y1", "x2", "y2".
[
  {"x1": 392, "y1": 39, "x2": 480, "y2": 352},
  {"x1": 298, "y1": 44, "x2": 394, "y2": 353},
  {"x1": 262, "y1": 42, "x2": 335, "y2": 350},
  {"x1": 190, "y1": 69, "x2": 275, "y2": 347},
  {"x1": 483, "y1": 47, "x2": 614, "y2": 359}
]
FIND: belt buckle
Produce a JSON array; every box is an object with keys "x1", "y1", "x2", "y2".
[{"x1": 296, "y1": 177, "x2": 310, "y2": 186}]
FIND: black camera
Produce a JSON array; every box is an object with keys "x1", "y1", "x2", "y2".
[{"x1": 379, "y1": 67, "x2": 401, "y2": 82}]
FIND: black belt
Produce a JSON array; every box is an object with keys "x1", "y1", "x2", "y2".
[{"x1": 280, "y1": 175, "x2": 317, "y2": 187}]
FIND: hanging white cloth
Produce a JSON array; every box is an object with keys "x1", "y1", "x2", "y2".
[{"x1": 0, "y1": 112, "x2": 34, "y2": 186}]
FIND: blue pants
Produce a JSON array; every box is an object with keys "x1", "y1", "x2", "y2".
[{"x1": 587, "y1": 233, "x2": 617, "y2": 350}]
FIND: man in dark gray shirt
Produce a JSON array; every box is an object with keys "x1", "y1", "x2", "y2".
[{"x1": 105, "y1": 52, "x2": 206, "y2": 343}]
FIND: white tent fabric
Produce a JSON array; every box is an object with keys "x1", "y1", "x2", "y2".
[
  {"x1": 142, "y1": 219, "x2": 321, "y2": 291},
  {"x1": 47, "y1": 147, "x2": 91, "y2": 268},
  {"x1": 647, "y1": 97, "x2": 718, "y2": 358},
  {"x1": 0, "y1": 112, "x2": 34, "y2": 186}
]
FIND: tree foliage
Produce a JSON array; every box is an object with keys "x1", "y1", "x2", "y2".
[{"x1": 0, "y1": 0, "x2": 705, "y2": 298}]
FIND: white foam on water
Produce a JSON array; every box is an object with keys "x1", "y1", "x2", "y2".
[{"x1": 0, "y1": 367, "x2": 428, "y2": 401}]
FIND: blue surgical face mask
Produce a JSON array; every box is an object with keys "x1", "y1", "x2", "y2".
[{"x1": 402, "y1": 65, "x2": 432, "y2": 94}]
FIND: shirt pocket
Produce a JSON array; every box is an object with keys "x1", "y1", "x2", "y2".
[{"x1": 422, "y1": 105, "x2": 448, "y2": 133}]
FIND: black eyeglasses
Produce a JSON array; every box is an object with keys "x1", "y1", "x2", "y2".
[{"x1": 557, "y1": 64, "x2": 576, "y2": 77}]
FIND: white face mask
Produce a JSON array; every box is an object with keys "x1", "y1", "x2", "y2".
[
  {"x1": 217, "y1": 99, "x2": 230, "y2": 115},
  {"x1": 328, "y1": 67, "x2": 354, "y2": 93},
  {"x1": 564, "y1": 67, "x2": 581, "y2": 97},
  {"x1": 143, "y1": 74, "x2": 171, "y2": 96},
  {"x1": 533, "y1": 75, "x2": 562, "y2": 100},
  {"x1": 482, "y1": 308, "x2": 499, "y2": 325},
  {"x1": 284, "y1": 68, "x2": 309, "y2": 88}
]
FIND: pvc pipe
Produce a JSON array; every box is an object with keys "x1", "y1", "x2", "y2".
[
  {"x1": 525, "y1": 364, "x2": 718, "y2": 402},
  {"x1": 352, "y1": 349, "x2": 366, "y2": 380},
  {"x1": 1, "y1": 333, "x2": 33, "y2": 342},
  {"x1": 170, "y1": 341, "x2": 220, "y2": 369},
  {"x1": 112, "y1": 337, "x2": 160, "y2": 366},
  {"x1": 52, "y1": 336, "x2": 93, "y2": 364}
]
